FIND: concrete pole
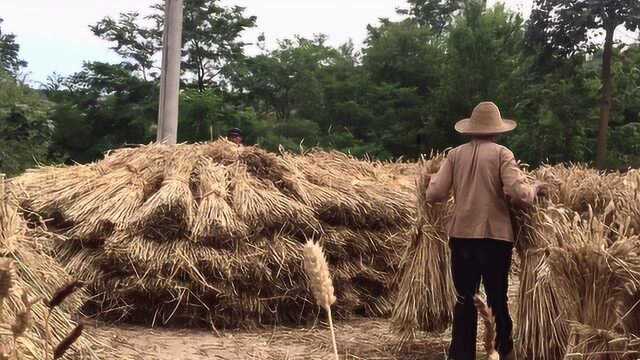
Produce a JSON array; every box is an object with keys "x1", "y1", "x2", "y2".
[{"x1": 157, "y1": 0, "x2": 184, "y2": 145}]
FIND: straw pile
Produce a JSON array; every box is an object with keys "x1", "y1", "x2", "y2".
[
  {"x1": 0, "y1": 177, "x2": 112, "y2": 359},
  {"x1": 9, "y1": 140, "x2": 416, "y2": 328},
  {"x1": 11, "y1": 139, "x2": 640, "y2": 359}
]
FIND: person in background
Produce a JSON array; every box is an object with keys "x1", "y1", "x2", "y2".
[
  {"x1": 227, "y1": 128, "x2": 243, "y2": 145},
  {"x1": 424, "y1": 102, "x2": 546, "y2": 360}
]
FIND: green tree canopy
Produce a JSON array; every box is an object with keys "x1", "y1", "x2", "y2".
[
  {"x1": 0, "y1": 71, "x2": 53, "y2": 175},
  {"x1": 0, "y1": 18, "x2": 27, "y2": 76},
  {"x1": 92, "y1": 0, "x2": 256, "y2": 89},
  {"x1": 528, "y1": 0, "x2": 640, "y2": 168}
]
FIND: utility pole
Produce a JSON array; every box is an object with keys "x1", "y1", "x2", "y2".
[{"x1": 157, "y1": 0, "x2": 184, "y2": 145}]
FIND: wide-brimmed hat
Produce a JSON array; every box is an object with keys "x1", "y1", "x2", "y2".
[{"x1": 454, "y1": 102, "x2": 517, "y2": 135}]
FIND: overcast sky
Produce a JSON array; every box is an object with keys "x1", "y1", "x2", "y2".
[{"x1": 0, "y1": 0, "x2": 536, "y2": 83}]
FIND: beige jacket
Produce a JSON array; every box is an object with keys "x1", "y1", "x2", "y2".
[{"x1": 425, "y1": 139, "x2": 535, "y2": 242}]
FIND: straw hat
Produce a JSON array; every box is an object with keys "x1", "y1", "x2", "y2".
[{"x1": 454, "y1": 102, "x2": 517, "y2": 135}]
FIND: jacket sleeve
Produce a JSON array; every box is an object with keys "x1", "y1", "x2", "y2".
[
  {"x1": 500, "y1": 148, "x2": 535, "y2": 205},
  {"x1": 425, "y1": 156, "x2": 453, "y2": 203}
]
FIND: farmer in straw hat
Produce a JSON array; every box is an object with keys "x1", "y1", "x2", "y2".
[
  {"x1": 227, "y1": 128, "x2": 243, "y2": 145},
  {"x1": 425, "y1": 102, "x2": 546, "y2": 360}
]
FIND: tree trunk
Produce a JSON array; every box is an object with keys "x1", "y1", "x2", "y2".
[
  {"x1": 564, "y1": 120, "x2": 573, "y2": 162},
  {"x1": 596, "y1": 25, "x2": 616, "y2": 169}
]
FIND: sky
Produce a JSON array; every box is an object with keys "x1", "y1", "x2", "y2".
[{"x1": 0, "y1": 0, "x2": 544, "y2": 84}]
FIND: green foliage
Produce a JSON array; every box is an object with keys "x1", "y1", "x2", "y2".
[
  {"x1": 528, "y1": 0, "x2": 640, "y2": 167},
  {"x1": 236, "y1": 35, "x2": 339, "y2": 121},
  {"x1": 3, "y1": 0, "x2": 640, "y2": 170},
  {"x1": 0, "y1": 71, "x2": 53, "y2": 175},
  {"x1": 46, "y1": 62, "x2": 157, "y2": 163},
  {"x1": 528, "y1": 0, "x2": 640, "y2": 56},
  {"x1": 91, "y1": 13, "x2": 160, "y2": 80},
  {"x1": 363, "y1": 20, "x2": 445, "y2": 97},
  {"x1": 0, "y1": 18, "x2": 27, "y2": 76},
  {"x1": 93, "y1": 0, "x2": 256, "y2": 88},
  {"x1": 397, "y1": 0, "x2": 464, "y2": 33}
]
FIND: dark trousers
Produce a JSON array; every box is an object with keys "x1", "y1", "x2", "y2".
[{"x1": 448, "y1": 238, "x2": 514, "y2": 360}]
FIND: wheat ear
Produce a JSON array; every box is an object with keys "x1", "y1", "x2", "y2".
[
  {"x1": 303, "y1": 241, "x2": 338, "y2": 360},
  {"x1": 12, "y1": 291, "x2": 38, "y2": 359},
  {"x1": 53, "y1": 323, "x2": 84, "y2": 359},
  {"x1": 474, "y1": 295, "x2": 499, "y2": 360},
  {"x1": 0, "y1": 259, "x2": 14, "y2": 322},
  {"x1": 44, "y1": 281, "x2": 83, "y2": 360}
]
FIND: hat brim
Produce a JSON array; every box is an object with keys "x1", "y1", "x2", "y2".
[{"x1": 454, "y1": 118, "x2": 517, "y2": 135}]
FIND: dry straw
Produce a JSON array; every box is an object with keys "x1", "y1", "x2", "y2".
[
  {"x1": 192, "y1": 158, "x2": 247, "y2": 242},
  {"x1": 12, "y1": 140, "x2": 417, "y2": 327},
  {"x1": 132, "y1": 147, "x2": 197, "y2": 231},
  {"x1": 303, "y1": 240, "x2": 338, "y2": 360},
  {"x1": 474, "y1": 295, "x2": 499, "y2": 360},
  {"x1": 0, "y1": 173, "x2": 113, "y2": 359},
  {"x1": 546, "y1": 209, "x2": 640, "y2": 359},
  {"x1": 514, "y1": 203, "x2": 571, "y2": 360},
  {"x1": 391, "y1": 154, "x2": 455, "y2": 342}
]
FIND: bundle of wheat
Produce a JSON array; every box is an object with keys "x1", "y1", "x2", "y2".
[
  {"x1": 537, "y1": 164, "x2": 640, "y2": 234},
  {"x1": 474, "y1": 295, "x2": 499, "y2": 360},
  {"x1": 513, "y1": 190, "x2": 640, "y2": 360},
  {"x1": 545, "y1": 208, "x2": 640, "y2": 359},
  {"x1": 391, "y1": 155, "x2": 456, "y2": 343},
  {"x1": 514, "y1": 205, "x2": 571, "y2": 360},
  {"x1": 230, "y1": 164, "x2": 320, "y2": 233},
  {"x1": 131, "y1": 147, "x2": 198, "y2": 233},
  {"x1": 192, "y1": 159, "x2": 247, "y2": 242},
  {"x1": 293, "y1": 152, "x2": 415, "y2": 228},
  {"x1": 564, "y1": 322, "x2": 640, "y2": 360}
]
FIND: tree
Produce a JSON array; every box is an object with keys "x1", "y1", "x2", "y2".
[
  {"x1": 0, "y1": 71, "x2": 53, "y2": 175},
  {"x1": 397, "y1": 0, "x2": 464, "y2": 33},
  {"x1": 528, "y1": 0, "x2": 640, "y2": 168},
  {"x1": 236, "y1": 35, "x2": 339, "y2": 121},
  {"x1": 362, "y1": 20, "x2": 446, "y2": 154},
  {"x1": 92, "y1": 0, "x2": 256, "y2": 89},
  {"x1": 0, "y1": 18, "x2": 27, "y2": 76},
  {"x1": 442, "y1": 1, "x2": 524, "y2": 116},
  {"x1": 91, "y1": 13, "x2": 160, "y2": 81},
  {"x1": 46, "y1": 62, "x2": 157, "y2": 163},
  {"x1": 363, "y1": 19, "x2": 445, "y2": 97},
  {"x1": 153, "y1": 0, "x2": 257, "y2": 91}
]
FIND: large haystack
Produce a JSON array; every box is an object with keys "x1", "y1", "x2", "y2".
[
  {"x1": 0, "y1": 178, "x2": 112, "y2": 359},
  {"x1": 9, "y1": 140, "x2": 416, "y2": 328}
]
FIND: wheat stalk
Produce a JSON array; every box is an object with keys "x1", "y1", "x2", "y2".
[
  {"x1": 474, "y1": 295, "x2": 499, "y2": 360},
  {"x1": 303, "y1": 240, "x2": 338, "y2": 360}
]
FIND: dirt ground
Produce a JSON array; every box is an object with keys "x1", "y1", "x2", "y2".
[
  {"x1": 89, "y1": 263, "x2": 519, "y2": 359},
  {"x1": 95, "y1": 318, "x2": 453, "y2": 360},
  {"x1": 89, "y1": 275, "x2": 520, "y2": 360}
]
